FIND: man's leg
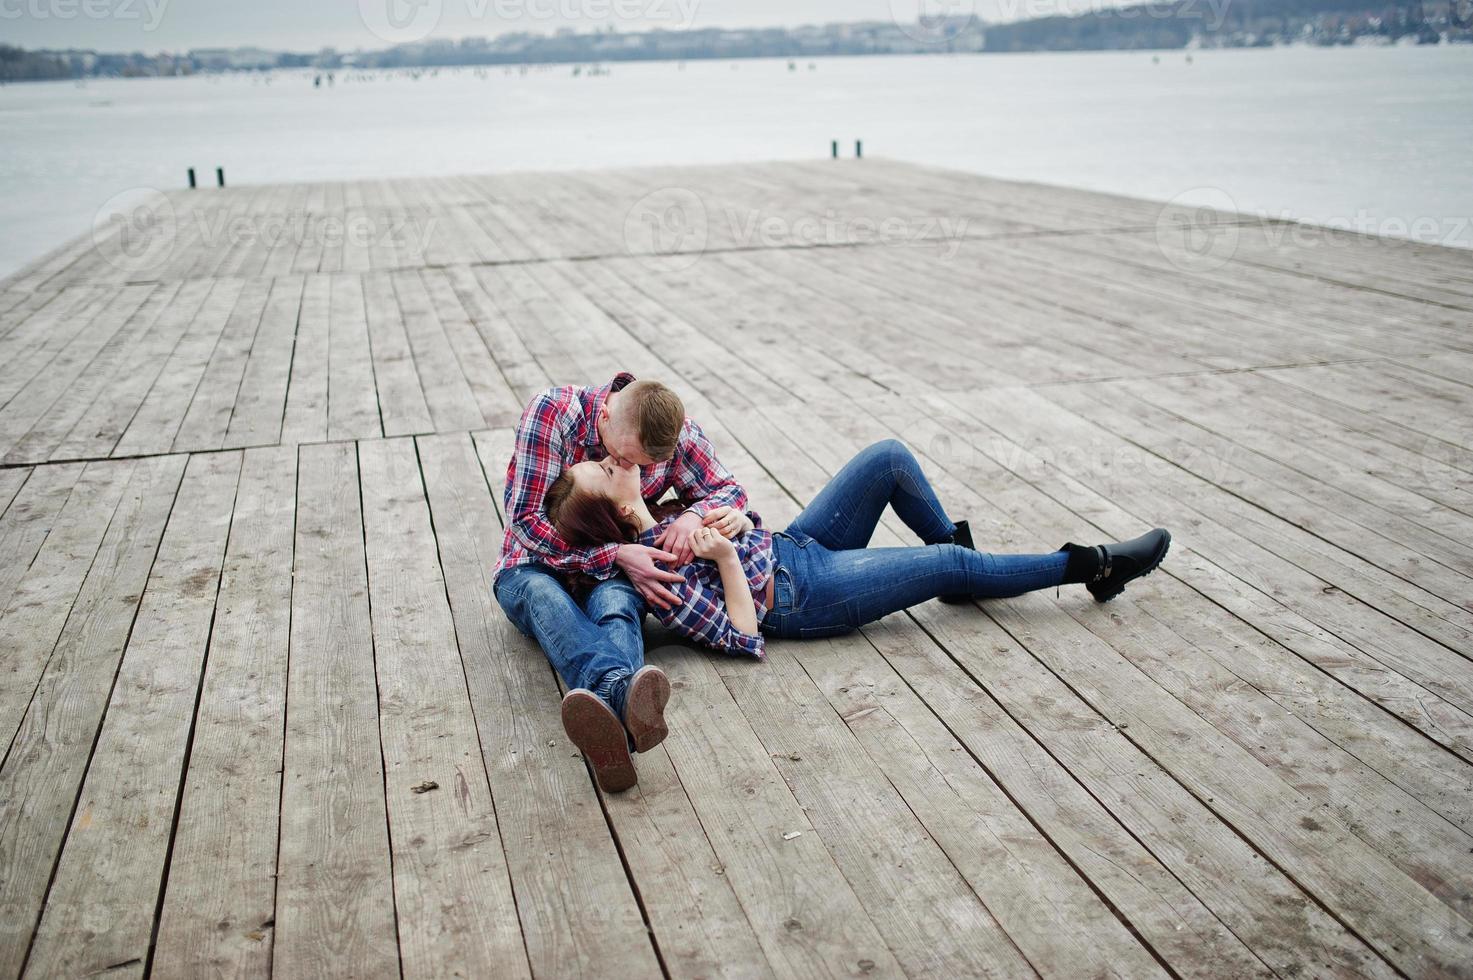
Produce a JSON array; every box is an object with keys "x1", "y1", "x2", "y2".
[
  {"x1": 583, "y1": 579, "x2": 670, "y2": 753},
  {"x1": 580, "y1": 577, "x2": 645, "y2": 716},
  {"x1": 495, "y1": 565, "x2": 637, "y2": 705},
  {"x1": 496, "y1": 565, "x2": 643, "y2": 792}
]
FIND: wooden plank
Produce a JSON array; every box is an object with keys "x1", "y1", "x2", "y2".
[
  {"x1": 0, "y1": 287, "x2": 114, "y2": 412},
  {"x1": 171, "y1": 278, "x2": 273, "y2": 452},
  {"x1": 421, "y1": 268, "x2": 522, "y2": 428},
  {"x1": 852, "y1": 392, "x2": 1473, "y2": 970},
  {"x1": 273, "y1": 442, "x2": 398, "y2": 978},
  {"x1": 112, "y1": 279, "x2": 246, "y2": 458},
  {"x1": 0, "y1": 285, "x2": 154, "y2": 461},
  {"x1": 647, "y1": 647, "x2": 906, "y2": 978},
  {"x1": 223, "y1": 276, "x2": 306, "y2": 450},
  {"x1": 362, "y1": 272, "x2": 434, "y2": 437},
  {"x1": 984, "y1": 385, "x2": 1473, "y2": 764},
  {"x1": 430, "y1": 429, "x2": 661, "y2": 977},
  {"x1": 855, "y1": 395, "x2": 1473, "y2": 845},
  {"x1": 0, "y1": 467, "x2": 29, "y2": 519},
  {"x1": 0, "y1": 464, "x2": 83, "y2": 618},
  {"x1": 20, "y1": 451, "x2": 238, "y2": 980},
  {"x1": 733, "y1": 401, "x2": 1400, "y2": 976},
  {"x1": 279, "y1": 274, "x2": 331, "y2": 446},
  {"x1": 442, "y1": 265, "x2": 549, "y2": 404},
  {"x1": 694, "y1": 426, "x2": 1090, "y2": 976},
  {"x1": 390, "y1": 270, "x2": 482, "y2": 432},
  {"x1": 1029, "y1": 385, "x2": 1473, "y2": 731},
  {"x1": 357, "y1": 437, "x2": 524, "y2": 978},
  {"x1": 0, "y1": 459, "x2": 137, "y2": 752},
  {"x1": 50, "y1": 280, "x2": 211, "y2": 462},
  {"x1": 327, "y1": 274, "x2": 382, "y2": 441},
  {"x1": 2, "y1": 283, "x2": 180, "y2": 465},
  {"x1": 153, "y1": 446, "x2": 296, "y2": 978},
  {"x1": 0, "y1": 455, "x2": 184, "y2": 979}
]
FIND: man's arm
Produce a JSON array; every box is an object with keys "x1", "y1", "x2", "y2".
[
  {"x1": 671, "y1": 418, "x2": 747, "y2": 517},
  {"x1": 505, "y1": 392, "x2": 619, "y2": 577},
  {"x1": 655, "y1": 418, "x2": 748, "y2": 563}
]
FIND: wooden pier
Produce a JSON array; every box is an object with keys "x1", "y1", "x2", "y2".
[{"x1": 1, "y1": 159, "x2": 1471, "y2": 978}]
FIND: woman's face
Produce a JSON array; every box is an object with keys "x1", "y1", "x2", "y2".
[{"x1": 568, "y1": 457, "x2": 641, "y2": 505}]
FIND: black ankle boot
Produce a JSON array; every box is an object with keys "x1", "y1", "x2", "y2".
[
  {"x1": 939, "y1": 520, "x2": 975, "y2": 605},
  {"x1": 1062, "y1": 528, "x2": 1171, "y2": 603}
]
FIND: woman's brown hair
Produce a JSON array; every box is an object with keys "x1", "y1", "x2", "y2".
[{"x1": 544, "y1": 469, "x2": 641, "y2": 548}]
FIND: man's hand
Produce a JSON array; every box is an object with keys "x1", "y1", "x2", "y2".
[
  {"x1": 702, "y1": 505, "x2": 753, "y2": 540},
  {"x1": 615, "y1": 543, "x2": 686, "y2": 610},
  {"x1": 653, "y1": 510, "x2": 704, "y2": 566}
]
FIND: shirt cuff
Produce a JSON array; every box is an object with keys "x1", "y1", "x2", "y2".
[
  {"x1": 724, "y1": 629, "x2": 766, "y2": 660},
  {"x1": 683, "y1": 500, "x2": 716, "y2": 519},
  {"x1": 585, "y1": 542, "x2": 621, "y2": 579}
]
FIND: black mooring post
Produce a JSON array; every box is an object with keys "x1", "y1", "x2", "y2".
[
  {"x1": 216, "y1": 167, "x2": 225, "y2": 188},
  {"x1": 855, "y1": 140, "x2": 863, "y2": 159},
  {"x1": 831, "y1": 140, "x2": 838, "y2": 159},
  {"x1": 187, "y1": 167, "x2": 196, "y2": 189}
]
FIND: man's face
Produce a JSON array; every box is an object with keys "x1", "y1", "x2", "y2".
[{"x1": 597, "y1": 397, "x2": 657, "y2": 469}]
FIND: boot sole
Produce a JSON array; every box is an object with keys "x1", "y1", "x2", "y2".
[
  {"x1": 624, "y1": 665, "x2": 671, "y2": 754},
  {"x1": 1090, "y1": 530, "x2": 1171, "y2": 603},
  {"x1": 561, "y1": 689, "x2": 637, "y2": 793}
]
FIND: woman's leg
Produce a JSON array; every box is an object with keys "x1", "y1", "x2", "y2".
[
  {"x1": 764, "y1": 541, "x2": 1067, "y2": 639},
  {"x1": 784, "y1": 439, "x2": 956, "y2": 551}
]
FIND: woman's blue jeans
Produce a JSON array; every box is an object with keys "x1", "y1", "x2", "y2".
[{"x1": 760, "y1": 439, "x2": 1068, "y2": 640}]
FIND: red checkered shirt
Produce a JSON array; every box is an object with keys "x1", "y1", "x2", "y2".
[
  {"x1": 637, "y1": 511, "x2": 773, "y2": 659},
  {"x1": 495, "y1": 372, "x2": 748, "y2": 585}
]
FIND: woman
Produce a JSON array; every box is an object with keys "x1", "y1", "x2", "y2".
[{"x1": 545, "y1": 439, "x2": 1170, "y2": 659}]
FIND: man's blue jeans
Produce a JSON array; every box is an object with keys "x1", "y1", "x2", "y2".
[
  {"x1": 761, "y1": 439, "x2": 1069, "y2": 639},
  {"x1": 495, "y1": 566, "x2": 645, "y2": 720}
]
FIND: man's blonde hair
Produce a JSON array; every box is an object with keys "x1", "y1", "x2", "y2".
[{"x1": 621, "y1": 380, "x2": 684, "y2": 460}]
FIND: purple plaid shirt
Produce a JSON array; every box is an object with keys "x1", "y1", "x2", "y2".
[
  {"x1": 495, "y1": 372, "x2": 748, "y2": 584},
  {"x1": 638, "y1": 512, "x2": 774, "y2": 659}
]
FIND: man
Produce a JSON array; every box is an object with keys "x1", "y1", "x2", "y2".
[{"x1": 494, "y1": 372, "x2": 748, "y2": 792}]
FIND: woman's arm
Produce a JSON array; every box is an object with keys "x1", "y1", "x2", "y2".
[{"x1": 713, "y1": 552, "x2": 759, "y2": 635}]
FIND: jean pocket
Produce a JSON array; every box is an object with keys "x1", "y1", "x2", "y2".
[{"x1": 771, "y1": 565, "x2": 796, "y2": 612}]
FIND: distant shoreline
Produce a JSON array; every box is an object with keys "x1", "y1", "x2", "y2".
[
  {"x1": 4, "y1": 37, "x2": 1469, "y2": 87},
  {"x1": 6, "y1": 0, "x2": 1470, "y2": 83}
]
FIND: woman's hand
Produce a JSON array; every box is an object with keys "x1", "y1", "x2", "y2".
[
  {"x1": 690, "y1": 524, "x2": 737, "y2": 562},
  {"x1": 702, "y1": 506, "x2": 753, "y2": 540}
]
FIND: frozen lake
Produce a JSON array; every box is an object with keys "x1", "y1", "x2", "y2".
[{"x1": 2, "y1": 44, "x2": 1471, "y2": 278}]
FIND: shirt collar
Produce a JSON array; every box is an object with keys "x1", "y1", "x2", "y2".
[{"x1": 583, "y1": 371, "x2": 637, "y2": 449}]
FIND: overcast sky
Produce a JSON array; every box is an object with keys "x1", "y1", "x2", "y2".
[{"x1": 2, "y1": 0, "x2": 1130, "y2": 52}]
